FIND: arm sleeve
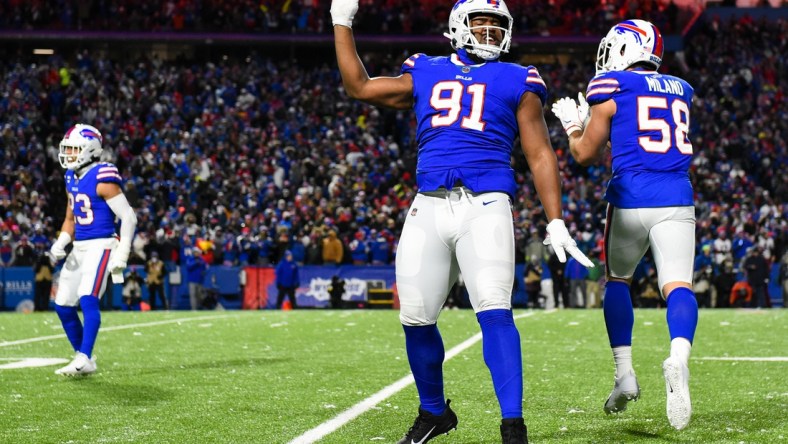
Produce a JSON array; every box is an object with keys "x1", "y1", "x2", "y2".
[{"x1": 106, "y1": 192, "x2": 138, "y2": 258}]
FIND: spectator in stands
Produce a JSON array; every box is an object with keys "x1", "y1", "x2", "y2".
[
  {"x1": 713, "y1": 260, "x2": 736, "y2": 308},
  {"x1": 11, "y1": 236, "x2": 36, "y2": 266},
  {"x1": 729, "y1": 280, "x2": 752, "y2": 308},
  {"x1": 121, "y1": 270, "x2": 144, "y2": 311},
  {"x1": 349, "y1": 230, "x2": 369, "y2": 265},
  {"x1": 369, "y1": 229, "x2": 391, "y2": 265},
  {"x1": 692, "y1": 266, "x2": 713, "y2": 308},
  {"x1": 145, "y1": 251, "x2": 168, "y2": 310},
  {"x1": 742, "y1": 246, "x2": 770, "y2": 308},
  {"x1": 637, "y1": 268, "x2": 662, "y2": 309},
  {"x1": 185, "y1": 247, "x2": 207, "y2": 310},
  {"x1": 547, "y1": 247, "x2": 569, "y2": 309},
  {"x1": 712, "y1": 228, "x2": 732, "y2": 269},
  {"x1": 565, "y1": 255, "x2": 589, "y2": 308},
  {"x1": 275, "y1": 250, "x2": 300, "y2": 309},
  {"x1": 322, "y1": 229, "x2": 344, "y2": 265},
  {"x1": 33, "y1": 242, "x2": 54, "y2": 311},
  {"x1": 694, "y1": 244, "x2": 714, "y2": 274},
  {"x1": 0, "y1": 236, "x2": 15, "y2": 267},
  {"x1": 524, "y1": 255, "x2": 544, "y2": 309},
  {"x1": 585, "y1": 250, "x2": 604, "y2": 309}
]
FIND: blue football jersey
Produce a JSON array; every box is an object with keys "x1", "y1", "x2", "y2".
[
  {"x1": 401, "y1": 51, "x2": 547, "y2": 199},
  {"x1": 586, "y1": 69, "x2": 695, "y2": 208},
  {"x1": 64, "y1": 162, "x2": 123, "y2": 241}
]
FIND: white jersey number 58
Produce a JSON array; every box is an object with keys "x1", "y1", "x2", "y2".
[{"x1": 637, "y1": 97, "x2": 692, "y2": 154}]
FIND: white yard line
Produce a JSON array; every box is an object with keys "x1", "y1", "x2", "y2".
[
  {"x1": 697, "y1": 356, "x2": 788, "y2": 362},
  {"x1": 0, "y1": 314, "x2": 236, "y2": 348},
  {"x1": 289, "y1": 311, "x2": 538, "y2": 444}
]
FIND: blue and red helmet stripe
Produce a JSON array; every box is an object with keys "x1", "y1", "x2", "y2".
[{"x1": 650, "y1": 23, "x2": 664, "y2": 59}]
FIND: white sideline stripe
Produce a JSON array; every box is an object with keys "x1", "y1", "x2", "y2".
[
  {"x1": 697, "y1": 356, "x2": 788, "y2": 362},
  {"x1": 0, "y1": 314, "x2": 236, "y2": 348},
  {"x1": 289, "y1": 311, "x2": 538, "y2": 444}
]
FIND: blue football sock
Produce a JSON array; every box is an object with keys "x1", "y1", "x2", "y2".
[
  {"x1": 54, "y1": 304, "x2": 83, "y2": 352},
  {"x1": 403, "y1": 324, "x2": 446, "y2": 416},
  {"x1": 477, "y1": 309, "x2": 523, "y2": 419},
  {"x1": 79, "y1": 296, "x2": 102, "y2": 358},
  {"x1": 666, "y1": 287, "x2": 698, "y2": 344},
  {"x1": 603, "y1": 281, "x2": 634, "y2": 347}
]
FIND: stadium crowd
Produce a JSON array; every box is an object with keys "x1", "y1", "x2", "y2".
[
  {"x1": 0, "y1": 14, "x2": 785, "y2": 307},
  {"x1": 0, "y1": 0, "x2": 688, "y2": 36}
]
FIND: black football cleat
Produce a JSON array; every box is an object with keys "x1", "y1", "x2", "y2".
[
  {"x1": 500, "y1": 417, "x2": 528, "y2": 444},
  {"x1": 397, "y1": 399, "x2": 458, "y2": 444}
]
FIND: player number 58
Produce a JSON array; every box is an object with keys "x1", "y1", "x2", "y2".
[{"x1": 637, "y1": 97, "x2": 692, "y2": 154}]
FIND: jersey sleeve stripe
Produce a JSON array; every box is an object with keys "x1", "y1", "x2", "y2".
[
  {"x1": 96, "y1": 173, "x2": 122, "y2": 180},
  {"x1": 526, "y1": 68, "x2": 546, "y2": 86},
  {"x1": 589, "y1": 78, "x2": 619, "y2": 87},
  {"x1": 586, "y1": 87, "x2": 619, "y2": 98}
]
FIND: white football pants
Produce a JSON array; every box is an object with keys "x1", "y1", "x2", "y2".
[
  {"x1": 396, "y1": 189, "x2": 515, "y2": 326},
  {"x1": 605, "y1": 205, "x2": 695, "y2": 292},
  {"x1": 55, "y1": 238, "x2": 118, "y2": 306}
]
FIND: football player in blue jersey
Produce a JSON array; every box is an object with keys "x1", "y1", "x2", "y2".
[
  {"x1": 552, "y1": 20, "x2": 698, "y2": 430},
  {"x1": 332, "y1": 0, "x2": 593, "y2": 442},
  {"x1": 49, "y1": 124, "x2": 137, "y2": 376}
]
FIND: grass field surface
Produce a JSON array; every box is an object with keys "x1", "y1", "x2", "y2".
[{"x1": 0, "y1": 308, "x2": 785, "y2": 443}]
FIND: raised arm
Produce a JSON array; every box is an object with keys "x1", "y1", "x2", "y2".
[
  {"x1": 568, "y1": 99, "x2": 614, "y2": 166},
  {"x1": 552, "y1": 94, "x2": 614, "y2": 166},
  {"x1": 332, "y1": 0, "x2": 413, "y2": 109}
]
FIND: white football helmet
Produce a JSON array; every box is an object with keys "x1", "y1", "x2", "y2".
[
  {"x1": 444, "y1": 0, "x2": 513, "y2": 61},
  {"x1": 58, "y1": 124, "x2": 103, "y2": 170},
  {"x1": 596, "y1": 19, "x2": 664, "y2": 74}
]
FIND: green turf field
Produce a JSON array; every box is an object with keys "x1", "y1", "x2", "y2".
[{"x1": 0, "y1": 308, "x2": 785, "y2": 443}]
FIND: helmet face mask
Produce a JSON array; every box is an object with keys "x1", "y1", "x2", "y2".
[
  {"x1": 58, "y1": 124, "x2": 103, "y2": 170},
  {"x1": 596, "y1": 19, "x2": 663, "y2": 74},
  {"x1": 445, "y1": 0, "x2": 513, "y2": 61}
]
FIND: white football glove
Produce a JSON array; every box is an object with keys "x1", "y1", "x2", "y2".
[
  {"x1": 108, "y1": 246, "x2": 129, "y2": 283},
  {"x1": 543, "y1": 219, "x2": 594, "y2": 267},
  {"x1": 331, "y1": 0, "x2": 358, "y2": 28},
  {"x1": 577, "y1": 92, "x2": 590, "y2": 127},
  {"x1": 551, "y1": 93, "x2": 589, "y2": 136},
  {"x1": 49, "y1": 232, "x2": 71, "y2": 264}
]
